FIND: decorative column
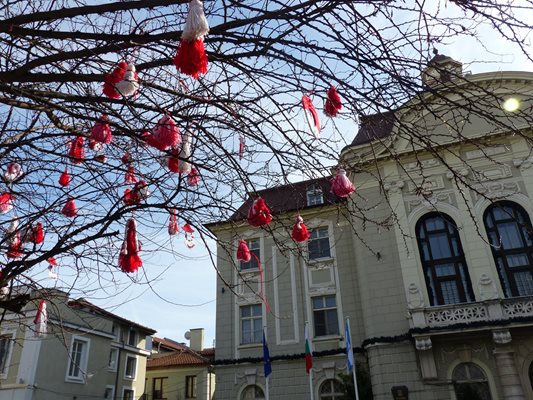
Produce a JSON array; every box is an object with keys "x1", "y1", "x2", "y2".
[{"x1": 492, "y1": 341, "x2": 525, "y2": 400}]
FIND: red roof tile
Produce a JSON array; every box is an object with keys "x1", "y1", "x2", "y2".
[{"x1": 147, "y1": 347, "x2": 215, "y2": 369}]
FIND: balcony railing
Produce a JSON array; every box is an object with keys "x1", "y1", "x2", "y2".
[{"x1": 410, "y1": 296, "x2": 533, "y2": 329}]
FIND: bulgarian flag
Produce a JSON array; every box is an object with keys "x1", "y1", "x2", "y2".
[{"x1": 305, "y1": 323, "x2": 313, "y2": 374}]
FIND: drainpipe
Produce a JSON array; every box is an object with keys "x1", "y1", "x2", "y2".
[{"x1": 113, "y1": 347, "x2": 122, "y2": 400}]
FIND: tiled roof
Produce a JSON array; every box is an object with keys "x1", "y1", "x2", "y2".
[
  {"x1": 147, "y1": 347, "x2": 215, "y2": 369},
  {"x1": 68, "y1": 298, "x2": 156, "y2": 335},
  {"x1": 152, "y1": 336, "x2": 187, "y2": 352},
  {"x1": 222, "y1": 176, "x2": 344, "y2": 223},
  {"x1": 351, "y1": 111, "x2": 395, "y2": 146}
]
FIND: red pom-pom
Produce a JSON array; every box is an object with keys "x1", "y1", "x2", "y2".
[
  {"x1": 247, "y1": 197, "x2": 272, "y2": 227},
  {"x1": 182, "y1": 223, "x2": 194, "y2": 234},
  {"x1": 168, "y1": 150, "x2": 180, "y2": 173},
  {"x1": 236, "y1": 239, "x2": 251, "y2": 262},
  {"x1": 173, "y1": 38, "x2": 208, "y2": 79},
  {"x1": 0, "y1": 193, "x2": 14, "y2": 214},
  {"x1": 7, "y1": 232, "x2": 22, "y2": 259},
  {"x1": 59, "y1": 168, "x2": 71, "y2": 187},
  {"x1": 47, "y1": 257, "x2": 58, "y2": 267},
  {"x1": 68, "y1": 137, "x2": 85, "y2": 164},
  {"x1": 168, "y1": 209, "x2": 179, "y2": 235},
  {"x1": 121, "y1": 153, "x2": 131, "y2": 164},
  {"x1": 187, "y1": 168, "x2": 199, "y2": 186},
  {"x1": 292, "y1": 215, "x2": 310, "y2": 242},
  {"x1": 118, "y1": 218, "x2": 142, "y2": 273},
  {"x1": 103, "y1": 61, "x2": 127, "y2": 99},
  {"x1": 330, "y1": 169, "x2": 355, "y2": 198},
  {"x1": 324, "y1": 86, "x2": 342, "y2": 117},
  {"x1": 4, "y1": 162, "x2": 23, "y2": 183},
  {"x1": 150, "y1": 115, "x2": 181, "y2": 151},
  {"x1": 90, "y1": 115, "x2": 113, "y2": 145},
  {"x1": 125, "y1": 165, "x2": 136, "y2": 184},
  {"x1": 30, "y1": 222, "x2": 45, "y2": 244},
  {"x1": 62, "y1": 197, "x2": 78, "y2": 218}
]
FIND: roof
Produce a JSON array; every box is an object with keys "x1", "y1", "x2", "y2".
[
  {"x1": 351, "y1": 111, "x2": 396, "y2": 146},
  {"x1": 152, "y1": 336, "x2": 187, "y2": 352},
  {"x1": 222, "y1": 176, "x2": 343, "y2": 224},
  {"x1": 147, "y1": 347, "x2": 215, "y2": 369},
  {"x1": 68, "y1": 298, "x2": 156, "y2": 335}
]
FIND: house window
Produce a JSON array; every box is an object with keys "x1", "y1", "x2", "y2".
[
  {"x1": 104, "y1": 386, "x2": 115, "y2": 399},
  {"x1": 319, "y1": 379, "x2": 344, "y2": 399},
  {"x1": 0, "y1": 333, "x2": 14, "y2": 378},
  {"x1": 241, "y1": 385, "x2": 265, "y2": 400},
  {"x1": 112, "y1": 324, "x2": 120, "y2": 341},
  {"x1": 240, "y1": 304, "x2": 262, "y2": 345},
  {"x1": 484, "y1": 202, "x2": 533, "y2": 297},
  {"x1": 128, "y1": 330, "x2": 137, "y2": 346},
  {"x1": 312, "y1": 295, "x2": 339, "y2": 337},
  {"x1": 66, "y1": 336, "x2": 90, "y2": 382},
  {"x1": 308, "y1": 227, "x2": 331, "y2": 260},
  {"x1": 108, "y1": 348, "x2": 118, "y2": 370},
  {"x1": 307, "y1": 183, "x2": 324, "y2": 206},
  {"x1": 416, "y1": 213, "x2": 474, "y2": 306},
  {"x1": 453, "y1": 362, "x2": 492, "y2": 400},
  {"x1": 153, "y1": 377, "x2": 167, "y2": 400},
  {"x1": 241, "y1": 239, "x2": 260, "y2": 270},
  {"x1": 186, "y1": 375, "x2": 197, "y2": 398},
  {"x1": 123, "y1": 388, "x2": 134, "y2": 400},
  {"x1": 124, "y1": 355, "x2": 137, "y2": 379}
]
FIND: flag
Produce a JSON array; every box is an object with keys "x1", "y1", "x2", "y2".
[
  {"x1": 345, "y1": 319, "x2": 354, "y2": 372},
  {"x1": 305, "y1": 323, "x2": 313, "y2": 374},
  {"x1": 263, "y1": 329, "x2": 272, "y2": 378}
]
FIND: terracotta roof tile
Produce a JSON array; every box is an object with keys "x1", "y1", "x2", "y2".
[{"x1": 147, "y1": 347, "x2": 215, "y2": 369}]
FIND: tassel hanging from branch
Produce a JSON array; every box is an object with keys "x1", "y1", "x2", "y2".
[{"x1": 118, "y1": 218, "x2": 143, "y2": 273}]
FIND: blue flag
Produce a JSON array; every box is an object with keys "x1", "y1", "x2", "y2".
[
  {"x1": 345, "y1": 319, "x2": 354, "y2": 372},
  {"x1": 263, "y1": 329, "x2": 272, "y2": 377}
]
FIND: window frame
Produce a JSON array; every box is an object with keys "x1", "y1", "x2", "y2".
[
  {"x1": 65, "y1": 335, "x2": 91, "y2": 383},
  {"x1": 240, "y1": 384, "x2": 265, "y2": 400},
  {"x1": 153, "y1": 376, "x2": 168, "y2": 400},
  {"x1": 104, "y1": 385, "x2": 115, "y2": 400},
  {"x1": 108, "y1": 347, "x2": 118, "y2": 371},
  {"x1": 307, "y1": 183, "x2": 324, "y2": 206},
  {"x1": 124, "y1": 355, "x2": 137, "y2": 380},
  {"x1": 0, "y1": 331, "x2": 15, "y2": 379},
  {"x1": 240, "y1": 304, "x2": 263, "y2": 345},
  {"x1": 452, "y1": 362, "x2": 492, "y2": 400},
  {"x1": 312, "y1": 295, "x2": 340, "y2": 337},
  {"x1": 122, "y1": 387, "x2": 135, "y2": 400},
  {"x1": 185, "y1": 375, "x2": 197, "y2": 399},
  {"x1": 416, "y1": 213, "x2": 474, "y2": 306},
  {"x1": 483, "y1": 201, "x2": 533, "y2": 298},
  {"x1": 319, "y1": 379, "x2": 345, "y2": 399},
  {"x1": 127, "y1": 329, "x2": 137, "y2": 347},
  {"x1": 240, "y1": 238, "x2": 261, "y2": 271},
  {"x1": 307, "y1": 227, "x2": 332, "y2": 261}
]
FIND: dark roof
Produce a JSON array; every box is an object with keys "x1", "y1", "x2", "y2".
[
  {"x1": 68, "y1": 298, "x2": 156, "y2": 335},
  {"x1": 226, "y1": 176, "x2": 343, "y2": 223},
  {"x1": 147, "y1": 347, "x2": 215, "y2": 369},
  {"x1": 152, "y1": 336, "x2": 187, "y2": 352},
  {"x1": 351, "y1": 111, "x2": 395, "y2": 146}
]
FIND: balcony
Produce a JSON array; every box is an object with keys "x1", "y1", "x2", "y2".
[{"x1": 409, "y1": 296, "x2": 533, "y2": 330}]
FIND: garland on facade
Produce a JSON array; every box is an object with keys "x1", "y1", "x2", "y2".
[{"x1": 213, "y1": 314, "x2": 533, "y2": 366}]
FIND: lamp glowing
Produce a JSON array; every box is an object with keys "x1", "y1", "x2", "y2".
[{"x1": 503, "y1": 97, "x2": 520, "y2": 112}]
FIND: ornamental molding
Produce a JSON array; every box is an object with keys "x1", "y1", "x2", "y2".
[
  {"x1": 465, "y1": 145, "x2": 508, "y2": 160},
  {"x1": 513, "y1": 156, "x2": 533, "y2": 171},
  {"x1": 406, "y1": 192, "x2": 454, "y2": 213},
  {"x1": 407, "y1": 283, "x2": 425, "y2": 309},
  {"x1": 472, "y1": 181, "x2": 521, "y2": 201},
  {"x1": 425, "y1": 304, "x2": 487, "y2": 327},
  {"x1": 472, "y1": 164, "x2": 512, "y2": 181},
  {"x1": 383, "y1": 180, "x2": 405, "y2": 193},
  {"x1": 502, "y1": 298, "x2": 533, "y2": 318},
  {"x1": 446, "y1": 167, "x2": 470, "y2": 180},
  {"x1": 407, "y1": 176, "x2": 445, "y2": 194},
  {"x1": 415, "y1": 336, "x2": 432, "y2": 351},
  {"x1": 492, "y1": 329, "x2": 512, "y2": 344},
  {"x1": 403, "y1": 158, "x2": 441, "y2": 172},
  {"x1": 478, "y1": 274, "x2": 499, "y2": 301}
]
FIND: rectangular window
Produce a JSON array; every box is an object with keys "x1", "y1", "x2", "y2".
[
  {"x1": 108, "y1": 348, "x2": 118, "y2": 370},
  {"x1": 124, "y1": 356, "x2": 137, "y2": 379},
  {"x1": 240, "y1": 304, "x2": 262, "y2": 345},
  {"x1": 312, "y1": 295, "x2": 339, "y2": 337},
  {"x1": 240, "y1": 239, "x2": 260, "y2": 270},
  {"x1": 0, "y1": 333, "x2": 14, "y2": 377},
  {"x1": 308, "y1": 228, "x2": 331, "y2": 260},
  {"x1": 153, "y1": 377, "x2": 168, "y2": 400},
  {"x1": 307, "y1": 184, "x2": 324, "y2": 206},
  {"x1": 112, "y1": 324, "x2": 120, "y2": 341},
  {"x1": 66, "y1": 337, "x2": 90, "y2": 382},
  {"x1": 104, "y1": 386, "x2": 115, "y2": 399},
  {"x1": 128, "y1": 330, "x2": 137, "y2": 346},
  {"x1": 185, "y1": 375, "x2": 197, "y2": 398},
  {"x1": 123, "y1": 388, "x2": 134, "y2": 400}
]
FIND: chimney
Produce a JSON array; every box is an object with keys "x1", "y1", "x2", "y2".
[
  {"x1": 421, "y1": 50, "x2": 463, "y2": 87},
  {"x1": 188, "y1": 328, "x2": 204, "y2": 351}
]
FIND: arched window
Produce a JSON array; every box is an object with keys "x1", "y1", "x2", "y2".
[
  {"x1": 241, "y1": 385, "x2": 265, "y2": 400},
  {"x1": 416, "y1": 213, "x2": 474, "y2": 306},
  {"x1": 453, "y1": 362, "x2": 492, "y2": 400},
  {"x1": 484, "y1": 201, "x2": 533, "y2": 297},
  {"x1": 319, "y1": 379, "x2": 344, "y2": 400}
]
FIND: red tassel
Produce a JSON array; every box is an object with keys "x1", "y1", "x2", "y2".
[
  {"x1": 33, "y1": 300, "x2": 48, "y2": 337},
  {"x1": 90, "y1": 115, "x2": 113, "y2": 145},
  {"x1": 103, "y1": 61, "x2": 127, "y2": 99},
  {"x1": 247, "y1": 197, "x2": 273, "y2": 227},
  {"x1": 125, "y1": 165, "x2": 136, "y2": 184},
  {"x1": 168, "y1": 150, "x2": 180, "y2": 173},
  {"x1": 330, "y1": 169, "x2": 355, "y2": 198},
  {"x1": 29, "y1": 222, "x2": 45, "y2": 244},
  {"x1": 118, "y1": 218, "x2": 143, "y2": 273},
  {"x1": 59, "y1": 168, "x2": 71, "y2": 187},
  {"x1": 0, "y1": 193, "x2": 14, "y2": 214},
  {"x1": 187, "y1": 168, "x2": 199, "y2": 186},
  {"x1": 236, "y1": 240, "x2": 251, "y2": 262},
  {"x1": 47, "y1": 257, "x2": 58, "y2": 267},
  {"x1": 292, "y1": 215, "x2": 310, "y2": 242},
  {"x1": 324, "y1": 86, "x2": 342, "y2": 117},
  {"x1": 123, "y1": 181, "x2": 148, "y2": 205},
  {"x1": 150, "y1": 115, "x2": 181, "y2": 151},
  {"x1": 302, "y1": 95, "x2": 321, "y2": 138},
  {"x1": 182, "y1": 223, "x2": 195, "y2": 248},
  {"x1": 62, "y1": 197, "x2": 78, "y2": 218},
  {"x1": 4, "y1": 162, "x2": 23, "y2": 183},
  {"x1": 7, "y1": 231, "x2": 22, "y2": 259},
  {"x1": 121, "y1": 153, "x2": 131, "y2": 164},
  {"x1": 68, "y1": 137, "x2": 85, "y2": 164},
  {"x1": 168, "y1": 209, "x2": 179, "y2": 235},
  {"x1": 173, "y1": 38, "x2": 208, "y2": 79}
]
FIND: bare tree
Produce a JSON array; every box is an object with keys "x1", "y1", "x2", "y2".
[{"x1": 0, "y1": 0, "x2": 531, "y2": 309}]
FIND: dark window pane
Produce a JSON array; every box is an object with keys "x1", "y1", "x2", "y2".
[{"x1": 429, "y1": 233, "x2": 452, "y2": 259}]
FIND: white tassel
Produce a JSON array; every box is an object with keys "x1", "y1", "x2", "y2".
[
  {"x1": 178, "y1": 131, "x2": 193, "y2": 174},
  {"x1": 182, "y1": 0, "x2": 210, "y2": 41},
  {"x1": 115, "y1": 64, "x2": 139, "y2": 97},
  {"x1": 33, "y1": 300, "x2": 48, "y2": 337}
]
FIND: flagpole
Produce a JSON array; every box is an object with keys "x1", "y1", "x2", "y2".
[
  {"x1": 266, "y1": 375, "x2": 270, "y2": 400},
  {"x1": 346, "y1": 317, "x2": 360, "y2": 400},
  {"x1": 305, "y1": 322, "x2": 315, "y2": 400},
  {"x1": 263, "y1": 326, "x2": 271, "y2": 400}
]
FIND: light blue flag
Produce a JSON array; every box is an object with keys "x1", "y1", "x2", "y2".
[{"x1": 345, "y1": 319, "x2": 354, "y2": 372}]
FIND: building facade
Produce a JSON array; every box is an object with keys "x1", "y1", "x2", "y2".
[
  {"x1": 210, "y1": 58, "x2": 533, "y2": 399},
  {"x1": 0, "y1": 289, "x2": 155, "y2": 400}
]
